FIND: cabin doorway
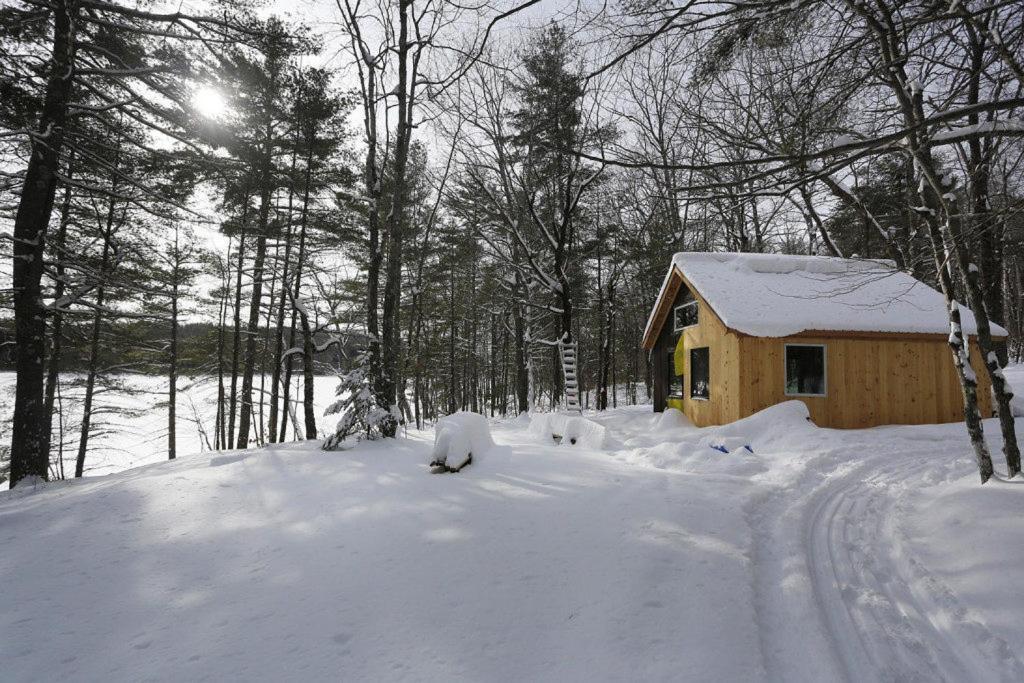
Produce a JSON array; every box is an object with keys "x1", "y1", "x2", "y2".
[{"x1": 667, "y1": 348, "x2": 683, "y2": 402}]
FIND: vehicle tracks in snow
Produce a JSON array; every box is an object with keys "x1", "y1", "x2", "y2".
[{"x1": 747, "y1": 445, "x2": 1024, "y2": 682}]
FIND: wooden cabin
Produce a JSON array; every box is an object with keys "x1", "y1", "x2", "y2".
[{"x1": 641, "y1": 253, "x2": 1005, "y2": 429}]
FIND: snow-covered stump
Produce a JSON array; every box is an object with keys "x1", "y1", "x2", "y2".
[
  {"x1": 429, "y1": 411, "x2": 494, "y2": 473},
  {"x1": 528, "y1": 412, "x2": 608, "y2": 449}
]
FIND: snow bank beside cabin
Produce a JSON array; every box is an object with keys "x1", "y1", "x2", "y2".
[
  {"x1": 620, "y1": 401, "x2": 817, "y2": 476},
  {"x1": 529, "y1": 412, "x2": 608, "y2": 449},
  {"x1": 655, "y1": 407, "x2": 690, "y2": 432},
  {"x1": 430, "y1": 411, "x2": 494, "y2": 471}
]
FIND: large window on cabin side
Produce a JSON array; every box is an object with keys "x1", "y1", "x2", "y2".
[
  {"x1": 785, "y1": 344, "x2": 826, "y2": 396},
  {"x1": 690, "y1": 347, "x2": 710, "y2": 400},
  {"x1": 673, "y1": 289, "x2": 698, "y2": 332}
]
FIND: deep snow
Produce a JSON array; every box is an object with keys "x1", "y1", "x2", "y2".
[{"x1": 2, "y1": 401, "x2": 1023, "y2": 681}]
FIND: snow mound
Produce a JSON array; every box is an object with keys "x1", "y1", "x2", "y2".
[
  {"x1": 620, "y1": 402, "x2": 816, "y2": 476},
  {"x1": 529, "y1": 412, "x2": 608, "y2": 449},
  {"x1": 655, "y1": 407, "x2": 690, "y2": 431},
  {"x1": 712, "y1": 400, "x2": 816, "y2": 449},
  {"x1": 430, "y1": 411, "x2": 494, "y2": 472},
  {"x1": 628, "y1": 440, "x2": 767, "y2": 476}
]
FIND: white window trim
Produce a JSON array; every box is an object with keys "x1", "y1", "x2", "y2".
[
  {"x1": 784, "y1": 343, "x2": 827, "y2": 397},
  {"x1": 689, "y1": 346, "x2": 711, "y2": 401},
  {"x1": 673, "y1": 300, "x2": 699, "y2": 333}
]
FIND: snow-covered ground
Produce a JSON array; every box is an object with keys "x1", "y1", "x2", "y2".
[
  {"x1": 0, "y1": 372, "x2": 649, "y2": 479},
  {"x1": 2, "y1": 397, "x2": 1022, "y2": 681}
]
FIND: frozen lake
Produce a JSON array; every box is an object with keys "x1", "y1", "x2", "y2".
[{"x1": 0, "y1": 372, "x2": 344, "y2": 478}]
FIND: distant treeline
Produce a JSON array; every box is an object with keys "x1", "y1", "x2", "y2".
[{"x1": 0, "y1": 320, "x2": 354, "y2": 375}]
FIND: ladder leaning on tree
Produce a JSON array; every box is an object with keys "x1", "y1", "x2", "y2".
[{"x1": 559, "y1": 334, "x2": 582, "y2": 413}]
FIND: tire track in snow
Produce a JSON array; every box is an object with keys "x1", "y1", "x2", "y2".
[
  {"x1": 745, "y1": 448, "x2": 854, "y2": 682},
  {"x1": 804, "y1": 457, "x2": 970, "y2": 682},
  {"x1": 751, "y1": 444, "x2": 1024, "y2": 683}
]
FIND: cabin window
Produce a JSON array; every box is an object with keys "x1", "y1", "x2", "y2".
[
  {"x1": 673, "y1": 290, "x2": 698, "y2": 332},
  {"x1": 785, "y1": 344, "x2": 826, "y2": 396},
  {"x1": 690, "y1": 347, "x2": 710, "y2": 400}
]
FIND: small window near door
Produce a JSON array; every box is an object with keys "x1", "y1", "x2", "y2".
[
  {"x1": 785, "y1": 344, "x2": 826, "y2": 396},
  {"x1": 690, "y1": 347, "x2": 710, "y2": 400}
]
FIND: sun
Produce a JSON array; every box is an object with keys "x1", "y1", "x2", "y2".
[{"x1": 193, "y1": 86, "x2": 226, "y2": 119}]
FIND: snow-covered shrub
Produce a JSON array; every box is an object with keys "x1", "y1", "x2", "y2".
[
  {"x1": 322, "y1": 358, "x2": 397, "y2": 450},
  {"x1": 429, "y1": 411, "x2": 494, "y2": 473}
]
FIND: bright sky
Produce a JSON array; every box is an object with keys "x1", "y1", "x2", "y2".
[{"x1": 0, "y1": 0, "x2": 615, "y2": 322}]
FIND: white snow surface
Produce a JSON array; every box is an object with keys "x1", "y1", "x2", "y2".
[
  {"x1": 3, "y1": 401, "x2": 1024, "y2": 681},
  {"x1": 654, "y1": 406, "x2": 690, "y2": 431},
  {"x1": 644, "y1": 252, "x2": 1007, "y2": 339},
  {"x1": 528, "y1": 411, "x2": 608, "y2": 449},
  {"x1": 431, "y1": 411, "x2": 494, "y2": 470},
  {"x1": 1004, "y1": 364, "x2": 1024, "y2": 416}
]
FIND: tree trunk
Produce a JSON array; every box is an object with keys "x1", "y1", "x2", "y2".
[
  {"x1": 228, "y1": 211, "x2": 249, "y2": 447},
  {"x1": 44, "y1": 153, "x2": 75, "y2": 463},
  {"x1": 76, "y1": 190, "x2": 118, "y2": 478},
  {"x1": 301, "y1": 317, "x2": 317, "y2": 439},
  {"x1": 168, "y1": 243, "x2": 179, "y2": 461},
  {"x1": 489, "y1": 313, "x2": 497, "y2": 417},
  {"x1": 448, "y1": 244, "x2": 457, "y2": 414},
  {"x1": 499, "y1": 324, "x2": 509, "y2": 416},
  {"x1": 9, "y1": 0, "x2": 78, "y2": 486},
  {"x1": 907, "y1": 122, "x2": 995, "y2": 483},
  {"x1": 236, "y1": 222, "x2": 269, "y2": 449},
  {"x1": 859, "y1": 10, "x2": 995, "y2": 483},
  {"x1": 269, "y1": 148, "x2": 301, "y2": 443},
  {"x1": 513, "y1": 300, "x2": 529, "y2": 414},
  {"x1": 215, "y1": 240, "x2": 231, "y2": 450},
  {"x1": 378, "y1": 0, "x2": 414, "y2": 436},
  {"x1": 236, "y1": 117, "x2": 278, "y2": 451}
]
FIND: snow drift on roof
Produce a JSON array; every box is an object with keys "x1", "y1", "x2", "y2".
[{"x1": 646, "y1": 252, "x2": 1005, "y2": 339}]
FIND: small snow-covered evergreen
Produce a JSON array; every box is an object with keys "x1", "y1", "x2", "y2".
[{"x1": 322, "y1": 356, "x2": 397, "y2": 449}]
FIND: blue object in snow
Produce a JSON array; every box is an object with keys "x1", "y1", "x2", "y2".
[
  {"x1": 710, "y1": 444, "x2": 729, "y2": 454},
  {"x1": 743, "y1": 445, "x2": 754, "y2": 454}
]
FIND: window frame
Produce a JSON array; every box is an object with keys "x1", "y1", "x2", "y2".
[
  {"x1": 784, "y1": 343, "x2": 827, "y2": 397},
  {"x1": 689, "y1": 346, "x2": 710, "y2": 401},
  {"x1": 673, "y1": 300, "x2": 699, "y2": 333}
]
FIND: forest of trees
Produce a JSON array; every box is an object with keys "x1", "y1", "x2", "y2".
[{"x1": 1, "y1": 0, "x2": 1022, "y2": 487}]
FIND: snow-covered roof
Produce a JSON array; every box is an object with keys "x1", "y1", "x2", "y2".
[{"x1": 643, "y1": 252, "x2": 1007, "y2": 342}]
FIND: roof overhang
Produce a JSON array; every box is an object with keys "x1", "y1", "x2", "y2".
[
  {"x1": 641, "y1": 266, "x2": 684, "y2": 350},
  {"x1": 640, "y1": 259, "x2": 1009, "y2": 349}
]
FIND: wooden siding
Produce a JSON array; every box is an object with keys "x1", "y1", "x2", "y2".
[
  {"x1": 735, "y1": 334, "x2": 993, "y2": 428},
  {"x1": 671, "y1": 281, "x2": 742, "y2": 426},
  {"x1": 649, "y1": 264, "x2": 997, "y2": 429}
]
